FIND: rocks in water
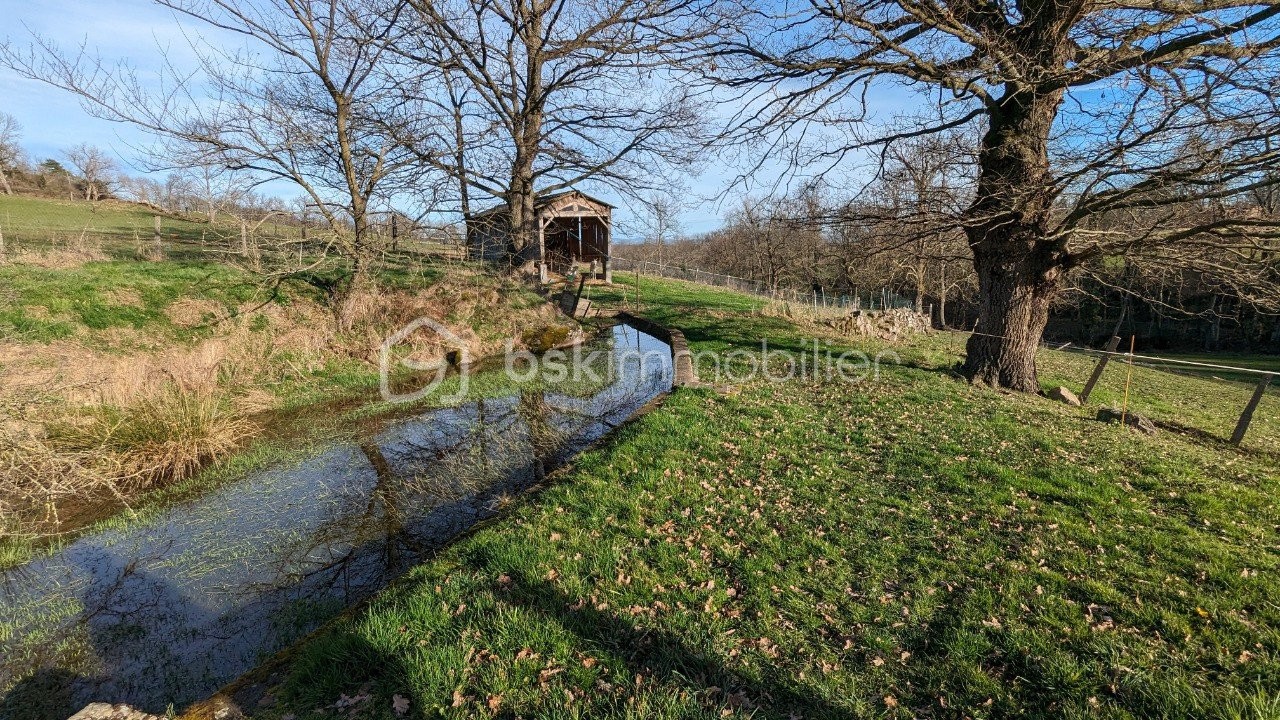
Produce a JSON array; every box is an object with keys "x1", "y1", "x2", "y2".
[
  {"x1": 521, "y1": 324, "x2": 574, "y2": 353},
  {"x1": 68, "y1": 699, "x2": 248, "y2": 720},
  {"x1": 1097, "y1": 407, "x2": 1157, "y2": 435},
  {"x1": 824, "y1": 309, "x2": 931, "y2": 340},
  {"x1": 68, "y1": 704, "x2": 166, "y2": 720},
  {"x1": 1046, "y1": 386, "x2": 1081, "y2": 406}
]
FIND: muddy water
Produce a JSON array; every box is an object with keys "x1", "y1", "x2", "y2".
[{"x1": 0, "y1": 323, "x2": 673, "y2": 720}]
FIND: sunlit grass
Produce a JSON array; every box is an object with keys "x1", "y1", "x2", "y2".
[{"x1": 251, "y1": 274, "x2": 1280, "y2": 719}]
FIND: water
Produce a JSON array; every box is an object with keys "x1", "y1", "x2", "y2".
[{"x1": 0, "y1": 323, "x2": 673, "y2": 720}]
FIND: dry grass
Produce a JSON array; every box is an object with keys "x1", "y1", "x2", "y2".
[
  {"x1": 46, "y1": 387, "x2": 259, "y2": 490},
  {"x1": 339, "y1": 273, "x2": 563, "y2": 364},
  {"x1": 6, "y1": 244, "x2": 111, "y2": 268},
  {"x1": 0, "y1": 384, "x2": 260, "y2": 542},
  {"x1": 1, "y1": 226, "x2": 111, "y2": 268},
  {"x1": 165, "y1": 297, "x2": 228, "y2": 327},
  {"x1": 0, "y1": 429, "x2": 107, "y2": 538},
  {"x1": 0, "y1": 266, "x2": 561, "y2": 547}
]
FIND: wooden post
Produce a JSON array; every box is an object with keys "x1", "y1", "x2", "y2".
[
  {"x1": 537, "y1": 219, "x2": 547, "y2": 284},
  {"x1": 570, "y1": 273, "x2": 588, "y2": 317},
  {"x1": 1232, "y1": 373, "x2": 1274, "y2": 446},
  {"x1": 1079, "y1": 335, "x2": 1122, "y2": 403}
]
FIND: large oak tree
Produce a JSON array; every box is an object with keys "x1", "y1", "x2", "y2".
[{"x1": 713, "y1": 0, "x2": 1280, "y2": 390}]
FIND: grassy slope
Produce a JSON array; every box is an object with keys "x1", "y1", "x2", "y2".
[
  {"x1": 0, "y1": 195, "x2": 558, "y2": 565},
  {"x1": 0, "y1": 194, "x2": 215, "y2": 246},
  {"x1": 253, "y1": 276, "x2": 1280, "y2": 720}
]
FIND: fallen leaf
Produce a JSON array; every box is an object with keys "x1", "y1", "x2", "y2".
[{"x1": 392, "y1": 694, "x2": 410, "y2": 716}]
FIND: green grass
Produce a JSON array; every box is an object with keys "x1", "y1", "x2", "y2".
[
  {"x1": 0, "y1": 258, "x2": 264, "y2": 342},
  {"x1": 245, "y1": 275, "x2": 1280, "y2": 720},
  {"x1": 0, "y1": 194, "x2": 216, "y2": 247}
]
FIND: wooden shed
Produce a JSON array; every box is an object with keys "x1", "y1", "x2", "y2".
[{"x1": 466, "y1": 190, "x2": 613, "y2": 283}]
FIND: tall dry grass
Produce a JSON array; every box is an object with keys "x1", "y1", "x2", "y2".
[
  {"x1": 46, "y1": 388, "x2": 259, "y2": 491},
  {"x1": 0, "y1": 385, "x2": 259, "y2": 538}
]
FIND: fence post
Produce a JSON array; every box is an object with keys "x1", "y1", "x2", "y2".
[
  {"x1": 1231, "y1": 373, "x2": 1274, "y2": 446},
  {"x1": 1079, "y1": 335, "x2": 1122, "y2": 403}
]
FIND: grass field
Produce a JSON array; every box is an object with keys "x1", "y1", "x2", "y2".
[
  {"x1": 242, "y1": 275, "x2": 1280, "y2": 720},
  {"x1": 0, "y1": 194, "x2": 218, "y2": 249}
]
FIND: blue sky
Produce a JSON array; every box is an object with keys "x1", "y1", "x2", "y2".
[
  {"x1": 0, "y1": 1, "x2": 203, "y2": 170},
  {"x1": 0, "y1": 0, "x2": 918, "y2": 239}
]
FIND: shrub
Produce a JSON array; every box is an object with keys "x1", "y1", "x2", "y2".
[{"x1": 46, "y1": 387, "x2": 259, "y2": 490}]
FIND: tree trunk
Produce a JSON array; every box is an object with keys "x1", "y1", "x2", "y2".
[
  {"x1": 0, "y1": 170, "x2": 11, "y2": 195},
  {"x1": 503, "y1": 0, "x2": 544, "y2": 270},
  {"x1": 960, "y1": 87, "x2": 1067, "y2": 392},
  {"x1": 335, "y1": 253, "x2": 372, "y2": 332},
  {"x1": 914, "y1": 259, "x2": 925, "y2": 313},
  {"x1": 962, "y1": 249, "x2": 1060, "y2": 391},
  {"x1": 506, "y1": 173, "x2": 539, "y2": 270}
]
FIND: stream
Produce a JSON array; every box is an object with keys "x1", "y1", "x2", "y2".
[{"x1": 0, "y1": 322, "x2": 673, "y2": 720}]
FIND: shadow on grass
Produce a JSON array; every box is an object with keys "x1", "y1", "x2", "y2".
[
  {"x1": 267, "y1": 540, "x2": 853, "y2": 719},
  {"x1": 499, "y1": 562, "x2": 850, "y2": 718}
]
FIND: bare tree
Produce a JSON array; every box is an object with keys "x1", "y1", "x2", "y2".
[
  {"x1": 637, "y1": 191, "x2": 688, "y2": 266},
  {"x1": 0, "y1": 112, "x2": 20, "y2": 196},
  {"x1": 713, "y1": 0, "x2": 1280, "y2": 391},
  {"x1": 397, "y1": 0, "x2": 713, "y2": 269},
  {"x1": 874, "y1": 135, "x2": 973, "y2": 314},
  {"x1": 64, "y1": 143, "x2": 117, "y2": 201},
  {"x1": 180, "y1": 163, "x2": 255, "y2": 225},
  {"x1": 2, "y1": 0, "x2": 425, "y2": 329}
]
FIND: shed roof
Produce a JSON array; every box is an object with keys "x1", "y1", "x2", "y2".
[{"x1": 469, "y1": 189, "x2": 615, "y2": 219}]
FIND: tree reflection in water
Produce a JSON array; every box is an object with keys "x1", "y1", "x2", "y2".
[{"x1": 0, "y1": 322, "x2": 673, "y2": 719}]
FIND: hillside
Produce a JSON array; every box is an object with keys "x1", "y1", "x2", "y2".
[{"x1": 0, "y1": 195, "x2": 567, "y2": 564}]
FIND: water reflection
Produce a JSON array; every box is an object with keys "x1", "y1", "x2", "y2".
[{"x1": 0, "y1": 323, "x2": 672, "y2": 720}]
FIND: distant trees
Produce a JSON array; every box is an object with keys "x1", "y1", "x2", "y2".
[
  {"x1": 713, "y1": 0, "x2": 1280, "y2": 391},
  {"x1": 179, "y1": 164, "x2": 254, "y2": 225},
  {"x1": 0, "y1": 112, "x2": 20, "y2": 196},
  {"x1": 64, "y1": 143, "x2": 115, "y2": 201},
  {"x1": 636, "y1": 192, "x2": 687, "y2": 266}
]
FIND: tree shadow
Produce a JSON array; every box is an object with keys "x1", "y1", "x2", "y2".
[{"x1": 496, "y1": 563, "x2": 852, "y2": 718}]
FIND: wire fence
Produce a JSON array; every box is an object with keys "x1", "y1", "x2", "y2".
[
  {"x1": 956, "y1": 328, "x2": 1277, "y2": 447},
  {"x1": 611, "y1": 256, "x2": 917, "y2": 311}
]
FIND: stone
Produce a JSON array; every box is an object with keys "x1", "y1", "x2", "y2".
[
  {"x1": 68, "y1": 704, "x2": 165, "y2": 720},
  {"x1": 1097, "y1": 407, "x2": 1158, "y2": 435},
  {"x1": 1046, "y1": 386, "x2": 1081, "y2": 406},
  {"x1": 824, "y1": 308, "x2": 931, "y2": 340}
]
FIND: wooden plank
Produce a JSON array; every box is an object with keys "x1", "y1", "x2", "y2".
[
  {"x1": 1231, "y1": 373, "x2": 1274, "y2": 446},
  {"x1": 1079, "y1": 335, "x2": 1122, "y2": 403}
]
